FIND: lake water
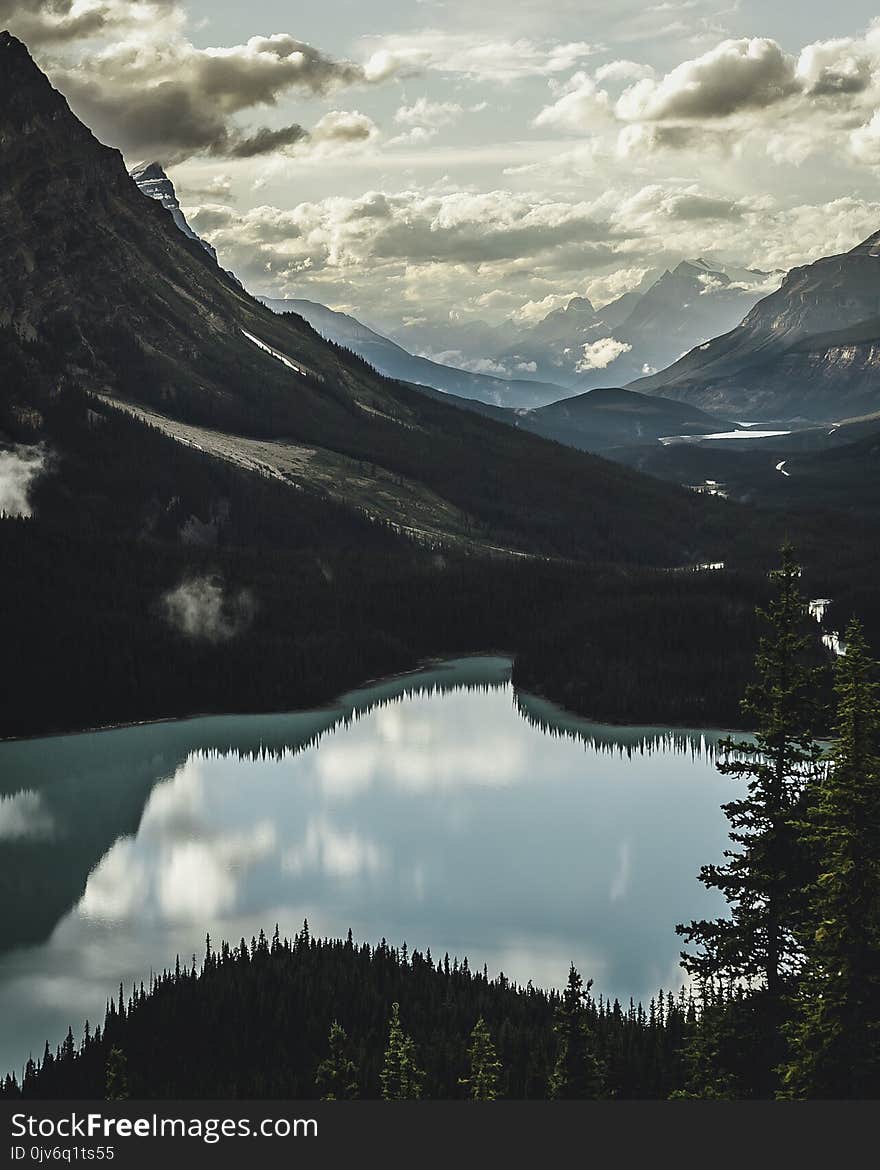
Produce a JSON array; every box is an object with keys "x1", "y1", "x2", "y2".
[{"x1": 0, "y1": 657, "x2": 738, "y2": 1078}]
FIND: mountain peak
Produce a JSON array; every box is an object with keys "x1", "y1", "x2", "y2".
[
  {"x1": 1, "y1": 28, "x2": 57, "y2": 105},
  {"x1": 130, "y1": 162, "x2": 169, "y2": 183},
  {"x1": 130, "y1": 161, "x2": 219, "y2": 264},
  {"x1": 565, "y1": 296, "x2": 595, "y2": 313}
]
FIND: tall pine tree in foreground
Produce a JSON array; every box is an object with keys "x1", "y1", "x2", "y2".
[
  {"x1": 677, "y1": 545, "x2": 824, "y2": 1093},
  {"x1": 548, "y1": 965, "x2": 604, "y2": 1099},
  {"x1": 781, "y1": 619, "x2": 880, "y2": 1098},
  {"x1": 315, "y1": 1021, "x2": 360, "y2": 1100},
  {"x1": 380, "y1": 1003, "x2": 425, "y2": 1100},
  {"x1": 459, "y1": 1016, "x2": 503, "y2": 1100}
]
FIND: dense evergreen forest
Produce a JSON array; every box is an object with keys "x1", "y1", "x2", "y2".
[{"x1": 4, "y1": 552, "x2": 879, "y2": 1099}]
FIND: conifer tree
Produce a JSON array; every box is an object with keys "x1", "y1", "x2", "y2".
[
  {"x1": 380, "y1": 1003, "x2": 424, "y2": 1100},
  {"x1": 781, "y1": 619, "x2": 880, "y2": 1098},
  {"x1": 677, "y1": 546, "x2": 824, "y2": 1006},
  {"x1": 549, "y1": 965, "x2": 604, "y2": 1099},
  {"x1": 459, "y1": 1017, "x2": 503, "y2": 1100},
  {"x1": 105, "y1": 1047, "x2": 129, "y2": 1100},
  {"x1": 315, "y1": 1022, "x2": 360, "y2": 1100}
]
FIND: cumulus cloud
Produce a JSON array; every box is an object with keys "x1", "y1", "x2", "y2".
[
  {"x1": 22, "y1": 4, "x2": 382, "y2": 163},
  {"x1": 162, "y1": 574, "x2": 256, "y2": 642},
  {"x1": 615, "y1": 38, "x2": 799, "y2": 121},
  {"x1": 595, "y1": 59, "x2": 656, "y2": 84},
  {"x1": 189, "y1": 177, "x2": 880, "y2": 334},
  {"x1": 575, "y1": 337, "x2": 632, "y2": 371},
  {"x1": 532, "y1": 25, "x2": 880, "y2": 175},
  {"x1": 850, "y1": 110, "x2": 880, "y2": 164},
  {"x1": 796, "y1": 37, "x2": 875, "y2": 96},
  {"x1": 310, "y1": 109, "x2": 378, "y2": 149},
  {"x1": 534, "y1": 72, "x2": 611, "y2": 132},
  {"x1": 0, "y1": 0, "x2": 179, "y2": 46},
  {"x1": 0, "y1": 444, "x2": 49, "y2": 518},
  {"x1": 191, "y1": 188, "x2": 614, "y2": 285}
]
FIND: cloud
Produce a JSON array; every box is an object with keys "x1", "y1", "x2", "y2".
[
  {"x1": 395, "y1": 97, "x2": 464, "y2": 128},
  {"x1": 595, "y1": 60, "x2": 656, "y2": 84},
  {"x1": 388, "y1": 98, "x2": 470, "y2": 146},
  {"x1": 0, "y1": 444, "x2": 49, "y2": 518},
  {"x1": 162, "y1": 574, "x2": 256, "y2": 642},
  {"x1": 189, "y1": 178, "x2": 880, "y2": 335},
  {"x1": 575, "y1": 337, "x2": 632, "y2": 371},
  {"x1": 178, "y1": 174, "x2": 235, "y2": 200},
  {"x1": 0, "y1": 0, "x2": 179, "y2": 47},
  {"x1": 534, "y1": 72, "x2": 611, "y2": 132},
  {"x1": 27, "y1": 7, "x2": 382, "y2": 162},
  {"x1": 193, "y1": 188, "x2": 614, "y2": 284},
  {"x1": 796, "y1": 37, "x2": 875, "y2": 97},
  {"x1": 850, "y1": 110, "x2": 880, "y2": 164},
  {"x1": 224, "y1": 123, "x2": 309, "y2": 159},
  {"x1": 532, "y1": 26, "x2": 880, "y2": 176},
  {"x1": 311, "y1": 109, "x2": 378, "y2": 148},
  {"x1": 362, "y1": 31, "x2": 594, "y2": 83},
  {"x1": 512, "y1": 292, "x2": 583, "y2": 323},
  {"x1": 615, "y1": 38, "x2": 799, "y2": 121}
]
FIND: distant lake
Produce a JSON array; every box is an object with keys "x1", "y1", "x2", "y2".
[{"x1": 0, "y1": 657, "x2": 738, "y2": 1078}]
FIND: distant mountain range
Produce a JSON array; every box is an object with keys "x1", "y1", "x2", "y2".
[
  {"x1": 490, "y1": 259, "x2": 780, "y2": 389},
  {"x1": 368, "y1": 259, "x2": 777, "y2": 392},
  {"x1": 632, "y1": 235, "x2": 880, "y2": 421},
  {"x1": 257, "y1": 297, "x2": 574, "y2": 410}
]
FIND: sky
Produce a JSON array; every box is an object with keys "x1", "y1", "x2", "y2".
[{"x1": 6, "y1": 0, "x2": 880, "y2": 340}]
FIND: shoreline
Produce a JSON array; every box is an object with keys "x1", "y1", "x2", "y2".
[
  {"x1": 0, "y1": 648, "x2": 758, "y2": 746},
  {"x1": 0, "y1": 649, "x2": 518, "y2": 746}
]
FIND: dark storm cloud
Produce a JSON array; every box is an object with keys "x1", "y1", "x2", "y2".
[{"x1": 224, "y1": 123, "x2": 309, "y2": 159}]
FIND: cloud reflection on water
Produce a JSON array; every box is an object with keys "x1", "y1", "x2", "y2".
[{"x1": 0, "y1": 662, "x2": 735, "y2": 1077}]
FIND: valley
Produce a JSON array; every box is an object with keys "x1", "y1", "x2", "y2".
[{"x1": 2, "y1": 14, "x2": 880, "y2": 1110}]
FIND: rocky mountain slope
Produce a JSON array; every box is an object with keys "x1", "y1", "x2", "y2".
[
  {"x1": 0, "y1": 30, "x2": 739, "y2": 568},
  {"x1": 631, "y1": 235, "x2": 880, "y2": 421}
]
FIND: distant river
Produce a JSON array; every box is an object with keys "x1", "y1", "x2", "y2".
[{"x1": 0, "y1": 657, "x2": 739, "y2": 1078}]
